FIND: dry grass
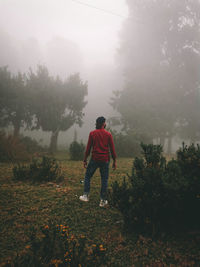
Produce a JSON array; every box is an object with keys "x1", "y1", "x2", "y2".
[{"x1": 0, "y1": 154, "x2": 199, "y2": 266}]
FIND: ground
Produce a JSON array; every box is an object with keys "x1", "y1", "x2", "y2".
[{"x1": 0, "y1": 153, "x2": 200, "y2": 266}]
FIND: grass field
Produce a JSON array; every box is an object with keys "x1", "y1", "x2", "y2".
[{"x1": 0, "y1": 153, "x2": 200, "y2": 266}]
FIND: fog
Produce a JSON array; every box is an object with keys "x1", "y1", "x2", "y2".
[
  {"x1": 0, "y1": 0, "x2": 128, "y2": 145},
  {"x1": 1, "y1": 0, "x2": 199, "y2": 154}
]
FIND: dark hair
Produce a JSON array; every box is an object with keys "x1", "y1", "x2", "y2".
[{"x1": 96, "y1": 116, "x2": 106, "y2": 129}]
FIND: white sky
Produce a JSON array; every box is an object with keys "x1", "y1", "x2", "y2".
[
  {"x1": 0, "y1": 0, "x2": 128, "y2": 142},
  {"x1": 0, "y1": 0, "x2": 128, "y2": 66}
]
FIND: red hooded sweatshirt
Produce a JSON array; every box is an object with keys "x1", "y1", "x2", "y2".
[{"x1": 84, "y1": 128, "x2": 116, "y2": 162}]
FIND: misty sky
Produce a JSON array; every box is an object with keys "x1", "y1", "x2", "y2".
[
  {"x1": 0, "y1": 0, "x2": 128, "y2": 67},
  {"x1": 0, "y1": 0, "x2": 128, "y2": 143}
]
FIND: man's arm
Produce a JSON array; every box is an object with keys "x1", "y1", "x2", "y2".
[
  {"x1": 112, "y1": 158, "x2": 117, "y2": 170},
  {"x1": 83, "y1": 133, "x2": 92, "y2": 168}
]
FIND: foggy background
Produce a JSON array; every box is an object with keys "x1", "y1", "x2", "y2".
[
  {"x1": 0, "y1": 0, "x2": 128, "y2": 146},
  {"x1": 0, "y1": 0, "x2": 199, "y2": 154}
]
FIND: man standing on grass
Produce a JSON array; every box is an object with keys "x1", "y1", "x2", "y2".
[{"x1": 79, "y1": 116, "x2": 117, "y2": 207}]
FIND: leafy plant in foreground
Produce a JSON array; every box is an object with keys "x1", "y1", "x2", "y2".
[
  {"x1": 109, "y1": 143, "x2": 200, "y2": 235},
  {"x1": 5, "y1": 224, "x2": 107, "y2": 267}
]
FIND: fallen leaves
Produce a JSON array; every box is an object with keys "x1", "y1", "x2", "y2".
[
  {"x1": 55, "y1": 186, "x2": 71, "y2": 193},
  {"x1": 0, "y1": 158, "x2": 200, "y2": 266}
]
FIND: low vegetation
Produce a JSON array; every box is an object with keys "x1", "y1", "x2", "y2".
[
  {"x1": 110, "y1": 143, "x2": 200, "y2": 235},
  {"x1": 69, "y1": 141, "x2": 85, "y2": 161},
  {"x1": 0, "y1": 147, "x2": 200, "y2": 266},
  {"x1": 0, "y1": 132, "x2": 29, "y2": 162},
  {"x1": 0, "y1": 132, "x2": 44, "y2": 163},
  {"x1": 8, "y1": 224, "x2": 106, "y2": 267},
  {"x1": 13, "y1": 156, "x2": 64, "y2": 183}
]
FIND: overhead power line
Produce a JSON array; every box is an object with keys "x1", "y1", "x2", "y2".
[{"x1": 70, "y1": 0, "x2": 126, "y2": 18}]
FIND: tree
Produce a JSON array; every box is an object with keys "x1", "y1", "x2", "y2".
[
  {"x1": 111, "y1": 0, "x2": 200, "y2": 151},
  {"x1": 178, "y1": 86, "x2": 200, "y2": 144},
  {"x1": 0, "y1": 67, "x2": 12, "y2": 128},
  {"x1": 27, "y1": 66, "x2": 87, "y2": 153},
  {"x1": 0, "y1": 67, "x2": 33, "y2": 137}
]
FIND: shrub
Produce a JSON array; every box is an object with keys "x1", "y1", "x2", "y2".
[
  {"x1": 110, "y1": 143, "x2": 168, "y2": 234},
  {"x1": 69, "y1": 141, "x2": 85, "y2": 161},
  {"x1": 0, "y1": 132, "x2": 45, "y2": 162},
  {"x1": 176, "y1": 143, "x2": 200, "y2": 226},
  {"x1": 109, "y1": 143, "x2": 200, "y2": 235},
  {"x1": 0, "y1": 131, "x2": 30, "y2": 162},
  {"x1": 111, "y1": 130, "x2": 151, "y2": 158},
  {"x1": 6, "y1": 224, "x2": 107, "y2": 267},
  {"x1": 177, "y1": 142, "x2": 200, "y2": 180},
  {"x1": 19, "y1": 135, "x2": 44, "y2": 154},
  {"x1": 13, "y1": 156, "x2": 64, "y2": 183}
]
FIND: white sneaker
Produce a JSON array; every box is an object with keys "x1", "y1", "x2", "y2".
[
  {"x1": 79, "y1": 194, "x2": 89, "y2": 202},
  {"x1": 99, "y1": 199, "x2": 108, "y2": 207}
]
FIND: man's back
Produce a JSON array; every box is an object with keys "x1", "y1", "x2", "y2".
[{"x1": 85, "y1": 128, "x2": 116, "y2": 162}]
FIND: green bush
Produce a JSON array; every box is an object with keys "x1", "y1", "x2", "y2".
[
  {"x1": 13, "y1": 156, "x2": 64, "y2": 183},
  {"x1": 111, "y1": 130, "x2": 151, "y2": 158},
  {"x1": 69, "y1": 141, "x2": 85, "y2": 161},
  {"x1": 109, "y1": 143, "x2": 200, "y2": 235},
  {"x1": 6, "y1": 223, "x2": 107, "y2": 267},
  {"x1": 0, "y1": 131, "x2": 30, "y2": 162},
  {"x1": 177, "y1": 142, "x2": 200, "y2": 179},
  {"x1": 19, "y1": 135, "x2": 44, "y2": 153},
  {"x1": 0, "y1": 132, "x2": 45, "y2": 162},
  {"x1": 176, "y1": 143, "x2": 200, "y2": 226}
]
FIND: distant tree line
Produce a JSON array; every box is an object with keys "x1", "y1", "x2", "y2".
[
  {"x1": 111, "y1": 0, "x2": 200, "y2": 154},
  {"x1": 0, "y1": 65, "x2": 88, "y2": 153},
  {"x1": 1, "y1": 0, "x2": 200, "y2": 157}
]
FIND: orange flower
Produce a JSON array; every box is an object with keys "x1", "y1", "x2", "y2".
[
  {"x1": 64, "y1": 251, "x2": 69, "y2": 257},
  {"x1": 50, "y1": 259, "x2": 63, "y2": 266},
  {"x1": 99, "y1": 244, "x2": 106, "y2": 251}
]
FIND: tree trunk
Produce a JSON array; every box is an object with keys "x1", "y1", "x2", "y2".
[
  {"x1": 190, "y1": 136, "x2": 196, "y2": 145},
  {"x1": 13, "y1": 120, "x2": 20, "y2": 138},
  {"x1": 160, "y1": 135, "x2": 165, "y2": 149},
  {"x1": 49, "y1": 129, "x2": 59, "y2": 153},
  {"x1": 167, "y1": 136, "x2": 172, "y2": 155}
]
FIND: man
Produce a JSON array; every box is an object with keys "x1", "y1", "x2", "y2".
[{"x1": 79, "y1": 116, "x2": 117, "y2": 207}]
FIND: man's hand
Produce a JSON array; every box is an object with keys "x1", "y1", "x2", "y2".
[
  {"x1": 112, "y1": 160, "x2": 117, "y2": 170},
  {"x1": 83, "y1": 160, "x2": 87, "y2": 168}
]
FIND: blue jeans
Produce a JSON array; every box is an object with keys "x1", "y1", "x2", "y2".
[{"x1": 84, "y1": 159, "x2": 109, "y2": 200}]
